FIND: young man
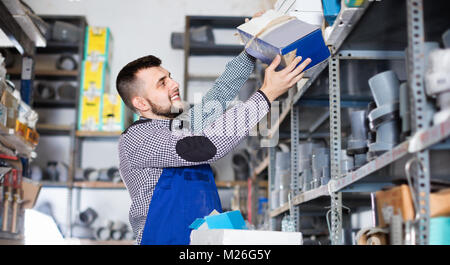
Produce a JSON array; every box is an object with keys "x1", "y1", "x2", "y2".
[{"x1": 117, "y1": 45, "x2": 311, "y2": 244}]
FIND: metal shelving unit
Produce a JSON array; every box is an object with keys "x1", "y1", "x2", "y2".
[{"x1": 258, "y1": 0, "x2": 450, "y2": 245}]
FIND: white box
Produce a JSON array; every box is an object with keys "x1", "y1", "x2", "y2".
[{"x1": 190, "y1": 229, "x2": 303, "y2": 245}]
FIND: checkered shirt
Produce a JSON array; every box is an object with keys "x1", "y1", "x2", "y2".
[{"x1": 118, "y1": 52, "x2": 271, "y2": 244}]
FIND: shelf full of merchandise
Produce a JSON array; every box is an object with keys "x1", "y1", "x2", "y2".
[{"x1": 253, "y1": 0, "x2": 450, "y2": 245}]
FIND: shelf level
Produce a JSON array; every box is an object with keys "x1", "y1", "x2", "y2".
[
  {"x1": 76, "y1": 131, "x2": 122, "y2": 138},
  {"x1": 73, "y1": 181, "x2": 125, "y2": 189},
  {"x1": 215, "y1": 180, "x2": 268, "y2": 189},
  {"x1": 269, "y1": 185, "x2": 329, "y2": 218}
]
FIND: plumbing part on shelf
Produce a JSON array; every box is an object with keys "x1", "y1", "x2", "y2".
[
  {"x1": 231, "y1": 149, "x2": 250, "y2": 181},
  {"x1": 367, "y1": 71, "x2": 401, "y2": 159},
  {"x1": 340, "y1": 150, "x2": 355, "y2": 174},
  {"x1": 298, "y1": 141, "x2": 324, "y2": 191},
  {"x1": 170, "y1": 25, "x2": 215, "y2": 50},
  {"x1": 56, "y1": 54, "x2": 78, "y2": 71},
  {"x1": 275, "y1": 151, "x2": 291, "y2": 206},
  {"x1": 57, "y1": 83, "x2": 77, "y2": 100},
  {"x1": 51, "y1": 21, "x2": 81, "y2": 43},
  {"x1": 346, "y1": 110, "x2": 369, "y2": 169},
  {"x1": 425, "y1": 49, "x2": 450, "y2": 125},
  {"x1": 78, "y1": 207, "x2": 98, "y2": 227},
  {"x1": 311, "y1": 147, "x2": 330, "y2": 189}
]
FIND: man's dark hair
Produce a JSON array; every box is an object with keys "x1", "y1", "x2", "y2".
[{"x1": 116, "y1": 55, "x2": 162, "y2": 112}]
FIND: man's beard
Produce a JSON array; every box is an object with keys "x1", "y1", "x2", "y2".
[{"x1": 146, "y1": 98, "x2": 183, "y2": 119}]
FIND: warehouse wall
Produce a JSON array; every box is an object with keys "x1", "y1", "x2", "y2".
[{"x1": 26, "y1": 0, "x2": 274, "y2": 237}]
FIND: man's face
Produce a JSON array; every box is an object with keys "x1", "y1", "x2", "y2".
[{"x1": 134, "y1": 66, "x2": 183, "y2": 118}]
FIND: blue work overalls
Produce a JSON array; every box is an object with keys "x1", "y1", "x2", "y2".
[{"x1": 140, "y1": 164, "x2": 222, "y2": 245}]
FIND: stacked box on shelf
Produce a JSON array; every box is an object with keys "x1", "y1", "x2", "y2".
[
  {"x1": 101, "y1": 92, "x2": 133, "y2": 132},
  {"x1": 78, "y1": 26, "x2": 132, "y2": 132},
  {"x1": 78, "y1": 26, "x2": 110, "y2": 131},
  {"x1": 78, "y1": 59, "x2": 109, "y2": 131}
]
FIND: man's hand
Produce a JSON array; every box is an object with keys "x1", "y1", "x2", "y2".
[{"x1": 260, "y1": 55, "x2": 312, "y2": 103}]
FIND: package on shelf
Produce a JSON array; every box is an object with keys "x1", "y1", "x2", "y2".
[
  {"x1": 81, "y1": 60, "x2": 111, "y2": 94},
  {"x1": 84, "y1": 26, "x2": 113, "y2": 63},
  {"x1": 430, "y1": 188, "x2": 450, "y2": 218},
  {"x1": 0, "y1": 89, "x2": 19, "y2": 129},
  {"x1": 18, "y1": 100, "x2": 38, "y2": 130},
  {"x1": 236, "y1": 9, "x2": 330, "y2": 74},
  {"x1": 375, "y1": 185, "x2": 414, "y2": 227},
  {"x1": 101, "y1": 92, "x2": 133, "y2": 131},
  {"x1": 322, "y1": 0, "x2": 341, "y2": 26},
  {"x1": 78, "y1": 90, "x2": 102, "y2": 131},
  {"x1": 274, "y1": 0, "x2": 324, "y2": 26}
]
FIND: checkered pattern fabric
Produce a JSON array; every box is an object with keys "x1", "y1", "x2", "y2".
[{"x1": 118, "y1": 52, "x2": 270, "y2": 244}]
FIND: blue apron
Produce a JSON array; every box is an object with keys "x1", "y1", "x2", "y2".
[{"x1": 140, "y1": 164, "x2": 222, "y2": 245}]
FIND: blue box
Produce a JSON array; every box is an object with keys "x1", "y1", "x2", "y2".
[
  {"x1": 189, "y1": 218, "x2": 206, "y2": 230},
  {"x1": 322, "y1": 0, "x2": 341, "y2": 26},
  {"x1": 237, "y1": 18, "x2": 330, "y2": 73},
  {"x1": 205, "y1": 210, "x2": 247, "y2": 230}
]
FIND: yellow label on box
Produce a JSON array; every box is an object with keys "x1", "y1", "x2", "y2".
[
  {"x1": 80, "y1": 95, "x2": 101, "y2": 130},
  {"x1": 87, "y1": 27, "x2": 108, "y2": 56},
  {"x1": 102, "y1": 94, "x2": 122, "y2": 123},
  {"x1": 82, "y1": 61, "x2": 105, "y2": 91}
]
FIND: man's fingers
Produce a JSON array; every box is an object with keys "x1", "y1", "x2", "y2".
[
  {"x1": 267, "y1": 55, "x2": 281, "y2": 71},
  {"x1": 289, "y1": 73, "x2": 305, "y2": 87},
  {"x1": 288, "y1": 58, "x2": 312, "y2": 79},
  {"x1": 282, "y1": 56, "x2": 302, "y2": 74}
]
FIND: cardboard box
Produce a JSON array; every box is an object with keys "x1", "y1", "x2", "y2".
[
  {"x1": 237, "y1": 10, "x2": 330, "y2": 73},
  {"x1": 21, "y1": 178, "x2": 42, "y2": 209},
  {"x1": 101, "y1": 93, "x2": 132, "y2": 131},
  {"x1": 430, "y1": 188, "x2": 450, "y2": 218},
  {"x1": 80, "y1": 60, "x2": 110, "y2": 93},
  {"x1": 190, "y1": 229, "x2": 303, "y2": 245},
  {"x1": 84, "y1": 26, "x2": 113, "y2": 63},
  {"x1": 78, "y1": 93, "x2": 102, "y2": 131},
  {"x1": 376, "y1": 185, "x2": 415, "y2": 227}
]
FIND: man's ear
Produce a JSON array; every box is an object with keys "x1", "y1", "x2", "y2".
[{"x1": 132, "y1": 96, "x2": 150, "y2": 113}]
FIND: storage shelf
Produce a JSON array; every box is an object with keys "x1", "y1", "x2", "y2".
[
  {"x1": 33, "y1": 99, "x2": 76, "y2": 108},
  {"x1": 331, "y1": 141, "x2": 410, "y2": 193},
  {"x1": 76, "y1": 131, "x2": 122, "y2": 138},
  {"x1": 37, "y1": 123, "x2": 73, "y2": 135},
  {"x1": 408, "y1": 117, "x2": 450, "y2": 153},
  {"x1": 325, "y1": 2, "x2": 371, "y2": 54},
  {"x1": 40, "y1": 181, "x2": 69, "y2": 187},
  {"x1": 73, "y1": 181, "x2": 125, "y2": 189},
  {"x1": 216, "y1": 180, "x2": 268, "y2": 189},
  {"x1": 7, "y1": 68, "x2": 79, "y2": 81},
  {"x1": 269, "y1": 185, "x2": 329, "y2": 218}
]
